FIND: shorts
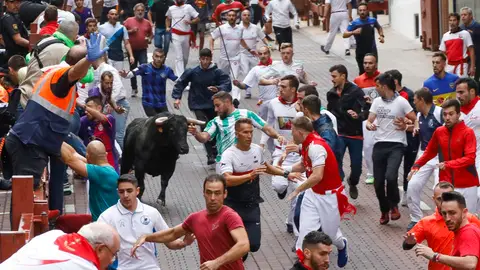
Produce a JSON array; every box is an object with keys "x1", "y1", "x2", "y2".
[{"x1": 192, "y1": 22, "x2": 207, "y2": 34}]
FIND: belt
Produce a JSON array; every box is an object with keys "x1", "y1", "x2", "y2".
[
  {"x1": 314, "y1": 185, "x2": 344, "y2": 195},
  {"x1": 332, "y1": 10, "x2": 347, "y2": 13}
]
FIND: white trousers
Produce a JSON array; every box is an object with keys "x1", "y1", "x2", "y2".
[
  {"x1": 324, "y1": 11, "x2": 350, "y2": 51},
  {"x1": 456, "y1": 186, "x2": 478, "y2": 214},
  {"x1": 407, "y1": 153, "x2": 439, "y2": 222},
  {"x1": 240, "y1": 53, "x2": 258, "y2": 95},
  {"x1": 296, "y1": 188, "x2": 346, "y2": 250},
  {"x1": 172, "y1": 33, "x2": 191, "y2": 77},
  {"x1": 109, "y1": 59, "x2": 125, "y2": 72},
  {"x1": 217, "y1": 58, "x2": 242, "y2": 100},
  {"x1": 272, "y1": 150, "x2": 302, "y2": 235},
  {"x1": 446, "y1": 63, "x2": 469, "y2": 78},
  {"x1": 362, "y1": 121, "x2": 375, "y2": 176}
]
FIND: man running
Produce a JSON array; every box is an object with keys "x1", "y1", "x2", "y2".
[
  {"x1": 365, "y1": 73, "x2": 416, "y2": 225},
  {"x1": 343, "y1": 2, "x2": 384, "y2": 75},
  {"x1": 354, "y1": 53, "x2": 380, "y2": 185},
  {"x1": 403, "y1": 182, "x2": 480, "y2": 270},
  {"x1": 189, "y1": 91, "x2": 283, "y2": 173},
  {"x1": 211, "y1": 10, "x2": 243, "y2": 105},
  {"x1": 440, "y1": 12, "x2": 475, "y2": 78},
  {"x1": 327, "y1": 64, "x2": 368, "y2": 198},
  {"x1": 406, "y1": 88, "x2": 443, "y2": 230},
  {"x1": 260, "y1": 75, "x2": 303, "y2": 235},
  {"x1": 132, "y1": 174, "x2": 250, "y2": 270},
  {"x1": 239, "y1": 9, "x2": 268, "y2": 99},
  {"x1": 411, "y1": 99, "x2": 479, "y2": 213},
  {"x1": 320, "y1": 0, "x2": 352, "y2": 56},
  {"x1": 264, "y1": 0, "x2": 299, "y2": 49},
  {"x1": 423, "y1": 52, "x2": 459, "y2": 106},
  {"x1": 456, "y1": 77, "x2": 480, "y2": 212},
  {"x1": 265, "y1": 116, "x2": 355, "y2": 268},
  {"x1": 220, "y1": 118, "x2": 266, "y2": 261},
  {"x1": 166, "y1": 0, "x2": 200, "y2": 77}
]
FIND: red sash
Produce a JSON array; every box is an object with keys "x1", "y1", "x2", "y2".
[
  {"x1": 171, "y1": 28, "x2": 196, "y2": 47},
  {"x1": 54, "y1": 233, "x2": 100, "y2": 269}
]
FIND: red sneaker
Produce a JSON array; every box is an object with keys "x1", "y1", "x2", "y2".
[
  {"x1": 391, "y1": 207, "x2": 401, "y2": 220},
  {"x1": 380, "y1": 212, "x2": 389, "y2": 225}
]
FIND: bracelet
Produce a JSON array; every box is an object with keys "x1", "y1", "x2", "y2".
[{"x1": 431, "y1": 252, "x2": 440, "y2": 262}]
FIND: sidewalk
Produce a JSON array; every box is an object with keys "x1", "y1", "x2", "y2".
[{"x1": 298, "y1": 15, "x2": 433, "y2": 88}]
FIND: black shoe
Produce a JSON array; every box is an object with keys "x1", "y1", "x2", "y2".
[
  {"x1": 277, "y1": 189, "x2": 288, "y2": 200},
  {"x1": 286, "y1": 223, "x2": 294, "y2": 234},
  {"x1": 0, "y1": 178, "x2": 11, "y2": 190},
  {"x1": 349, "y1": 185, "x2": 358, "y2": 199},
  {"x1": 207, "y1": 156, "x2": 215, "y2": 165},
  {"x1": 345, "y1": 49, "x2": 351, "y2": 56},
  {"x1": 321, "y1": 45, "x2": 330, "y2": 55}
]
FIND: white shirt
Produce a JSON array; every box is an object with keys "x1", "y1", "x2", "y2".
[
  {"x1": 439, "y1": 30, "x2": 474, "y2": 60},
  {"x1": 211, "y1": 23, "x2": 243, "y2": 60},
  {"x1": 36, "y1": 10, "x2": 76, "y2": 33},
  {"x1": 243, "y1": 65, "x2": 278, "y2": 101},
  {"x1": 220, "y1": 144, "x2": 264, "y2": 174},
  {"x1": 102, "y1": 0, "x2": 118, "y2": 7},
  {"x1": 369, "y1": 96, "x2": 413, "y2": 145},
  {"x1": 99, "y1": 22, "x2": 129, "y2": 41},
  {"x1": 98, "y1": 200, "x2": 169, "y2": 270},
  {"x1": 302, "y1": 143, "x2": 327, "y2": 168},
  {"x1": 0, "y1": 230, "x2": 97, "y2": 269},
  {"x1": 239, "y1": 23, "x2": 265, "y2": 55},
  {"x1": 265, "y1": 0, "x2": 299, "y2": 28},
  {"x1": 325, "y1": 0, "x2": 350, "y2": 13},
  {"x1": 67, "y1": 0, "x2": 93, "y2": 9},
  {"x1": 166, "y1": 4, "x2": 199, "y2": 32},
  {"x1": 460, "y1": 101, "x2": 480, "y2": 167},
  {"x1": 93, "y1": 62, "x2": 126, "y2": 102},
  {"x1": 270, "y1": 60, "x2": 305, "y2": 80}
]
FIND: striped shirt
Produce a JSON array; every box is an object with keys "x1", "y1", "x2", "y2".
[{"x1": 205, "y1": 109, "x2": 266, "y2": 161}]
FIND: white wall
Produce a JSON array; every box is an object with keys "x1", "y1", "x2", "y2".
[{"x1": 389, "y1": 0, "x2": 422, "y2": 41}]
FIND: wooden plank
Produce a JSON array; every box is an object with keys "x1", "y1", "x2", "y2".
[
  {"x1": 11, "y1": 176, "x2": 34, "y2": 231},
  {"x1": 0, "y1": 232, "x2": 27, "y2": 263},
  {"x1": 18, "y1": 213, "x2": 34, "y2": 242},
  {"x1": 33, "y1": 202, "x2": 49, "y2": 237}
]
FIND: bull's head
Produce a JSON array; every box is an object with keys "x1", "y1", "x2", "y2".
[{"x1": 155, "y1": 115, "x2": 205, "y2": 155}]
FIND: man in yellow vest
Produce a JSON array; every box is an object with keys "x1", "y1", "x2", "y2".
[{"x1": 5, "y1": 33, "x2": 108, "y2": 215}]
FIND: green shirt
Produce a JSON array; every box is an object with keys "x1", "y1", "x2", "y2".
[
  {"x1": 204, "y1": 109, "x2": 266, "y2": 162},
  {"x1": 86, "y1": 164, "x2": 119, "y2": 221}
]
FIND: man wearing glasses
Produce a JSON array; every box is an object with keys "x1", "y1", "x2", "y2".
[
  {"x1": 0, "y1": 0, "x2": 29, "y2": 62},
  {"x1": 98, "y1": 174, "x2": 195, "y2": 270}
]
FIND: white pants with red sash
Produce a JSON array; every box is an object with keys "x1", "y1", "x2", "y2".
[
  {"x1": 296, "y1": 187, "x2": 346, "y2": 251},
  {"x1": 446, "y1": 60, "x2": 469, "y2": 78}
]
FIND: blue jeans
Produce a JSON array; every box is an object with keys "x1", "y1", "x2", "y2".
[
  {"x1": 154, "y1": 28, "x2": 171, "y2": 56},
  {"x1": 50, "y1": 133, "x2": 87, "y2": 213},
  {"x1": 338, "y1": 136, "x2": 363, "y2": 186},
  {"x1": 130, "y1": 49, "x2": 148, "y2": 90},
  {"x1": 112, "y1": 98, "x2": 130, "y2": 151}
]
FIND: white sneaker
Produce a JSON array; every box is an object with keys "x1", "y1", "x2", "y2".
[{"x1": 401, "y1": 192, "x2": 408, "y2": 207}]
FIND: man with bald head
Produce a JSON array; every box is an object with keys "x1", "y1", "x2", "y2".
[
  {"x1": 61, "y1": 139, "x2": 119, "y2": 221},
  {"x1": 5, "y1": 33, "x2": 109, "y2": 217},
  {"x1": 1, "y1": 221, "x2": 120, "y2": 269}
]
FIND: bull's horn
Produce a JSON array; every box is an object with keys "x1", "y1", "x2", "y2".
[
  {"x1": 186, "y1": 117, "x2": 205, "y2": 126},
  {"x1": 155, "y1": 117, "x2": 169, "y2": 126}
]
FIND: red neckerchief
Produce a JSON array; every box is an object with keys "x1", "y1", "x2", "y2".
[
  {"x1": 296, "y1": 249, "x2": 313, "y2": 270},
  {"x1": 54, "y1": 233, "x2": 100, "y2": 269},
  {"x1": 258, "y1": 58, "x2": 272, "y2": 66},
  {"x1": 461, "y1": 96, "x2": 480, "y2": 115},
  {"x1": 278, "y1": 95, "x2": 298, "y2": 105}
]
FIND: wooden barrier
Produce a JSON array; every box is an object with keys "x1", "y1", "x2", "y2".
[{"x1": 0, "y1": 174, "x2": 49, "y2": 263}]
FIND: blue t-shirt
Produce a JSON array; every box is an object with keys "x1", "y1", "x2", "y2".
[
  {"x1": 347, "y1": 17, "x2": 380, "y2": 53},
  {"x1": 418, "y1": 105, "x2": 443, "y2": 151},
  {"x1": 86, "y1": 164, "x2": 119, "y2": 221},
  {"x1": 72, "y1": 7, "x2": 93, "y2": 35},
  {"x1": 423, "y1": 72, "x2": 459, "y2": 106},
  {"x1": 133, "y1": 63, "x2": 177, "y2": 108}
]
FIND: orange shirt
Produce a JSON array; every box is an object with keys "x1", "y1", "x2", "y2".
[
  {"x1": 0, "y1": 85, "x2": 9, "y2": 104},
  {"x1": 409, "y1": 208, "x2": 480, "y2": 270}
]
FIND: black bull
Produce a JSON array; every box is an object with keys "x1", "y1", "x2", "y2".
[{"x1": 121, "y1": 113, "x2": 205, "y2": 205}]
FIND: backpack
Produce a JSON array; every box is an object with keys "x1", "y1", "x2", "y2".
[{"x1": 31, "y1": 37, "x2": 65, "y2": 69}]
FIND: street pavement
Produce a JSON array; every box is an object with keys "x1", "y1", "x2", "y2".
[{"x1": 0, "y1": 15, "x2": 438, "y2": 269}]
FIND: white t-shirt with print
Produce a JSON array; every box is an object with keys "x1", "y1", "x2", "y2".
[
  {"x1": 220, "y1": 144, "x2": 264, "y2": 174},
  {"x1": 369, "y1": 96, "x2": 413, "y2": 145},
  {"x1": 166, "y1": 4, "x2": 199, "y2": 33},
  {"x1": 211, "y1": 23, "x2": 243, "y2": 60}
]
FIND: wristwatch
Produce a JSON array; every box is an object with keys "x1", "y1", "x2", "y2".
[{"x1": 283, "y1": 170, "x2": 290, "y2": 179}]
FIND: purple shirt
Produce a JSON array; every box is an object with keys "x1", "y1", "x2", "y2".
[{"x1": 72, "y1": 7, "x2": 93, "y2": 35}]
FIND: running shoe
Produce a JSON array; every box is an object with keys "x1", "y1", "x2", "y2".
[
  {"x1": 337, "y1": 238, "x2": 348, "y2": 268},
  {"x1": 391, "y1": 207, "x2": 401, "y2": 220},
  {"x1": 365, "y1": 176, "x2": 374, "y2": 184}
]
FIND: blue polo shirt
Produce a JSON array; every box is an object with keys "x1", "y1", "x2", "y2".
[
  {"x1": 423, "y1": 72, "x2": 459, "y2": 107},
  {"x1": 132, "y1": 63, "x2": 177, "y2": 108},
  {"x1": 347, "y1": 17, "x2": 380, "y2": 53},
  {"x1": 418, "y1": 105, "x2": 443, "y2": 151},
  {"x1": 86, "y1": 164, "x2": 119, "y2": 221}
]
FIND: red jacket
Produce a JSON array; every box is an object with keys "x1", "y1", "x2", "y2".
[{"x1": 413, "y1": 121, "x2": 479, "y2": 188}]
